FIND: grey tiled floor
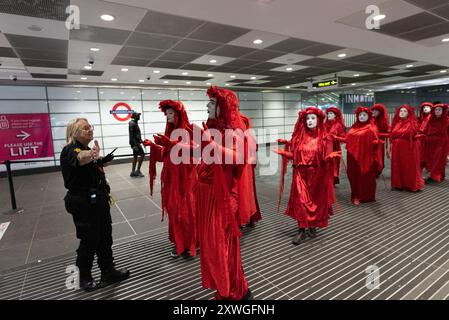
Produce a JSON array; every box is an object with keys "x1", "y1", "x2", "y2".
[{"x1": 1, "y1": 149, "x2": 449, "y2": 300}]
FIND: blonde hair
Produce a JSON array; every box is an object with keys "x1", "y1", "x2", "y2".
[{"x1": 65, "y1": 118, "x2": 88, "y2": 145}]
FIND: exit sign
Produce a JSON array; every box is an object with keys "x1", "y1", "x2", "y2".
[{"x1": 312, "y1": 78, "x2": 339, "y2": 89}]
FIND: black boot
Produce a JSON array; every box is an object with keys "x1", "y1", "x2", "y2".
[
  {"x1": 99, "y1": 267, "x2": 130, "y2": 288},
  {"x1": 292, "y1": 228, "x2": 307, "y2": 245},
  {"x1": 79, "y1": 270, "x2": 99, "y2": 292},
  {"x1": 307, "y1": 228, "x2": 317, "y2": 238}
]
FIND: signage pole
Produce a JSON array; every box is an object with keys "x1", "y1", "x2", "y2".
[{"x1": 2, "y1": 160, "x2": 24, "y2": 215}]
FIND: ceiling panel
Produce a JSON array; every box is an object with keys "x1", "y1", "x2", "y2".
[
  {"x1": 148, "y1": 60, "x2": 185, "y2": 69},
  {"x1": 220, "y1": 59, "x2": 260, "y2": 69},
  {"x1": 5, "y1": 34, "x2": 68, "y2": 52},
  {"x1": 228, "y1": 30, "x2": 289, "y2": 49},
  {"x1": 409, "y1": 64, "x2": 447, "y2": 72},
  {"x1": 70, "y1": 25, "x2": 131, "y2": 45},
  {"x1": 69, "y1": 69, "x2": 104, "y2": 76},
  {"x1": 0, "y1": 47, "x2": 16, "y2": 58},
  {"x1": 188, "y1": 23, "x2": 250, "y2": 43},
  {"x1": 125, "y1": 32, "x2": 181, "y2": 50},
  {"x1": 115, "y1": 46, "x2": 163, "y2": 60},
  {"x1": 22, "y1": 59, "x2": 67, "y2": 68},
  {"x1": 135, "y1": 10, "x2": 203, "y2": 37},
  {"x1": 375, "y1": 12, "x2": 445, "y2": 36},
  {"x1": 31, "y1": 73, "x2": 67, "y2": 79},
  {"x1": 240, "y1": 49, "x2": 284, "y2": 61},
  {"x1": 430, "y1": 3, "x2": 449, "y2": 19},
  {"x1": 264, "y1": 38, "x2": 320, "y2": 52},
  {"x1": 296, "y1": 44, "x2": 343, "y2": 56},
  {"x1": 161, "y1": 75, "x2": 211, "y2": 81},
  {"x1": 403, "y1": 0, "x2": 449, "y2": 10},
  {"x1": 15, "y1": 48, "x2": 67, "y2": 61},
  {"x1": 181, "y1": 63, "x2": 213, "y2": 71},
  {"x1": 172, "y1": 39, "x2": 222, "y2": 54},
  {"x1": 209, "y1": 45, "x2": 256, "y2": 58},
  {"x1": 0, "y1": 0, "x2": 69, "y2": 21},
  {"x1": 157, "y1": 51, "x2": 201, "y2": 63},
  {"x1": 296, "y1": 58, "x2": 333, "y2": 66},
  {"x1": 398, "y1": 22, "x2": 449, "y2": 41},
  {"x1": 111, "y1": 56, "x2": 151, "y2": 66}
]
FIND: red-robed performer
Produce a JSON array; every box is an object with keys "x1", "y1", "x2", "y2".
[
  {"x1": 371, "y1": 104, "x2": 390, "y2": 177},
  {"x1": 143, "y1": 100, "x2": 198, "y2": 258},
  {"x1": 195, "y1": 86, "x2": 256, "y2": 300},
  {"x1": 345, "y1": 107, "x2": 381, "y2": 205},
  {"x1": 324, "y1": 107, "x2": 346, "y2": 185},
  {"x1": 274, "y1": 107, "x2": 340, "y2": 245},
  {"x1": 421, "y1": 104, "x2": 449, "y2": 183},
  {"x1": 418, "y1": 102, "x2": 433, "y2": 168},
  {"x1": 388, "y1": 105, "x2": 424, "y2": 192}
]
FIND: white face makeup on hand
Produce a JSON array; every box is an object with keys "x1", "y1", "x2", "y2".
[
  {"x1": 372, "y1": 109, "x2": 380, "y2": 118},
  {"x1": 207, "y1": 98, "x2": 218, "y2": 119},
  {"x1": 358, "y1": 112, "x2": 369, "y2": 123},
  {"x1": 327, "y1": 111, "x2": 336, "y2": 121},
  {"x1": 423, "y1": 106, "x2": 431, "y2": 114},
  {"x1": 399, "y1": 108, "x2": 408, "y2": 119},
  {"x1": 166, "y1": 108, "x2": 175, "y2": 124},
  {"x1": 306, "y1": 114, "x2": 318, "y2": 129},
  {"x1": 435, "y1": 107, "x2": 443, "y2": 117}
]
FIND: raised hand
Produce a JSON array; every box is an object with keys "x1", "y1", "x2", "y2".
[
  {"x1": 143, "y1": 138, "x2": 156, "y2": 147},
  {"x1": 92, "y1": 140, "x2": 101, "y2": 160}
]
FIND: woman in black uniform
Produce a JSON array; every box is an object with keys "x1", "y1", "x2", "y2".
[{"x1": 60, "y1": 118, "x2": 130, "y2": 292}]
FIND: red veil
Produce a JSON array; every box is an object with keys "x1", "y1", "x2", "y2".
[
  {"x1": 324, "y1": 107, "x2": 345, "y2": 130},
  {"x1": 418, "y1": 102, "x2": 433, "y2": 127}
]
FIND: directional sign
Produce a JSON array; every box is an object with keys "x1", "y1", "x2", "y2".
[
  {"x1": 312, "y1": 78, "x2": 340, "y2": 89},
  {"x1": 0, "y1": 114, "x2": 54, "y2": 162}
]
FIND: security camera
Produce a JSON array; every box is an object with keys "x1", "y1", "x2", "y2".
[
  {"x1": 88, "y1": 59, "x2": 94, "y2": 65},
  {"x1": 10, "y1": 75, "x2": 17, "y2": 81},
  {"x1": 146, "y1": 75, "x2": 151, "y2": 80}
]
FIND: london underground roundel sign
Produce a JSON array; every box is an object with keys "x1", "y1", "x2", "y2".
[{"x1": 110, "y1": 102, "x2": 133, "y2": 121}]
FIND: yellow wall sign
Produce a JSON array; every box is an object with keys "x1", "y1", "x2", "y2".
[{"x1": 312, "y1": 78, "x2": 339, "y2": 89}]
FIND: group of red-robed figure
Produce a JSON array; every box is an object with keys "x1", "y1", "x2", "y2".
[
  {"x1": 274, "y1": 102, "x2": 448, "y2": 244},
  {"x1": 144, "y1": 86, "x2": 260, "y2": 300}
]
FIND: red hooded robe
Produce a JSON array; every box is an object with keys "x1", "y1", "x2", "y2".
[
  {"x1": 145, "y1": 100, "x2": 198, "y2": 256},
  {"x1": 390, "y1": 105, "x2": 424, "y2": 192},
  {"x1": 196, "y1": 86, "x2": 255, "y2": 300},
  {"x1": 346, "y1": 107, "x2": 381, "y2": 203},
  {"x1": 324, "y1": 107, "x2": 346, "y2": 184},
  {"x1": 421, "y1": 104, "x2": 449, "y2": 182},
  {"x1": 371, "y1": 104, "x2": 391, "y2": 176}
]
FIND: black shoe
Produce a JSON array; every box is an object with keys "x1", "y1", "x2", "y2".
[
  {"x1": 99, "y1": 268, "x2": 130, "y2": 288},
  {"x1": 80, "y1": 279, "x2": 99, "y2": 292},
  {"x1": 246, "y1": 220, "x2": 256, "y2": 228},
  {"x1": 130, "y1": 171, "x2": 137, "y2": 177},
  {"x1": 425, "y1": 177, "x2": 435, "y2": 184},
  {"x1": 242, "y1": 289, "x2": 254, "y2": 300},
  {"x1": 307, "y1": 228, "x2": 317, "y2": 238},
  {"x1": 135, "y1": 170, "x2": 145, "y2": 178},
  {"x1": 292, "y1": 229, "x2": 307, "y2": 245},
  {"x1": 170, "y1": 248, "x2": 179, "y2": 258}
]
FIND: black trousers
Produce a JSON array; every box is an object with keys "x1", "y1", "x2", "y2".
[{"x1": 64, "y1": 191, "x2": 114, "y2": 280}]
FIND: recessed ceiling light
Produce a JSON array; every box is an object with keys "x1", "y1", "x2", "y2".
[
  {"x1": 100, "y1": 91, "x2": 104, "y2": 94},
  {"x1": 90, "y1": 47, "x2": 100, "y2": 52},
  {"x1": 373, "y1": 14, "x2": 386, "y2": 21},
  {"x1": 209, "y1": 59, "x2": 217, "y2": 64},
  {"x1": 351, "y1": 83, "x2": 357, "y2": 86},
  {"x1": 153, "y1": 70, "x2": 160, "y2": 74},
  {"x1": 253, "y1": 39, "x2": 263, "y2": 44},
  {"x1": 230, "y1": 75, "x2": 236, "y2": 78},
  {"x1": 286, "y1": 67, "x2": 293, "y2": 71},
  {"x1": 207, "y1": 74, "x2": 214, "y2": 77},
  {"x1": 354, "y1": 74, "x2": 360, "y2": 77},
  {"x1": 338, "y1": 53, "x2": 347, "y2": 58},
  {"x1": 81, "y1": 77, "x2": 87, "y2": 80},
  {"x1": 163, "y1": 81, "x2": 169, "y2": 84},
  {"x1": 250, "y1": 76, "x2": 257, "y2": 80},
  {"x1": 120, "y1": 92, "x2": 124, "y2": 94},
  {"x1": 76, "y1": 90, "x2": 81, "y2": 93},
  {"x1": 442, "y1": 38, "x2": 449, "y2": 42},
  {"x1": 406, "y1": 65, "x2": 414, "y2": 68},
  {"x1": 84, "y1": 65, "x2": 92, "y2": 70},
  {"x1": 206, "y1": 82, "x2": 211, "y2": 85},
  {"x1": 111, "y1": 78, "x2": 117, "y2": 81},
  {"x1": 182, "y1": 72, "x2": 189, "y2": 75},
  {"x1": 225, "y1": 83, "x2": 230, "y2": 86},
  {"x1": 186, "y1": 81, "x2": 191, "y2": 84},
  {"x1": 121, "y1": 68, "x2": 128, "y2": 72},
  {"x1": 101, "y1": 14, "x2": 115, "y2": 21},
  {"x1": 286, "y1": 86, "x2": 290, "y2": 89},
  {"x1": 139, "y1": 79, "x2": 144, "y2": 82},
  {"x1": 440, "y1": 70, "x2": 447, "y2": 73}
]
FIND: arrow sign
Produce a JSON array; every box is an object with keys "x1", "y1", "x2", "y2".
[{"x1": 16, "y1": 130, "x2": 31, "y2": 141}]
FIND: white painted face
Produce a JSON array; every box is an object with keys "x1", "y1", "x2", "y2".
[
  {"x1": 327, "y1": 111, "x2": 336, "y2": 121},
  {"x1": 372, "y1": 109, "x2": 380, "y2": 117},
  {"x1": 207, "y1": 98, "x2": 219, "y2": 119},
  {"x1": 166, "y1": 108, "x2": 175, "y2": 124},
  {"x1": 306, "y1": 114, "x2": 318, "y2": 129},
  {"x1": 399, "y1": 107, "x2": 408, "y2": 119},
  {"x1": 358, "y1": 112, "x2": 369, "y2": 123},
  {"x1": 435, "y1": 106, "x2": 443, "y2": 117},
  {"x1": 423, "y1": 106, "x2": 431, "y2": 114}
]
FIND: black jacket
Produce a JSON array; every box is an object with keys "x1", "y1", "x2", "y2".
[{"x1": 128, "y1": 119, "x2": 142, "y2": 146}]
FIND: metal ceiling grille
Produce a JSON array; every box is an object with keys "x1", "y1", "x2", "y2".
[{"x1": 0, "y1": 0, "x2": 70, "y2": 21}]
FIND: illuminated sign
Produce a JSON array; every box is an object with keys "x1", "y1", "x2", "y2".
[{"x1": 312, "y1": 78, "x2": 339, "y2": 89}]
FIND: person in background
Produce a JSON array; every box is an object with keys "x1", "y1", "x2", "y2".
[
  {"x1": 324, "y1": 107, "x2": 346, "y2": 185},
  {"x1": 61, "y1": 118, "x2": 130, "y2": 292},
  {"x1": 371, "y1": 104, "x2": 390, "y2": 177},
  {"x1": 129, "y1": 111, "x2": 145, "y2": 177}
]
